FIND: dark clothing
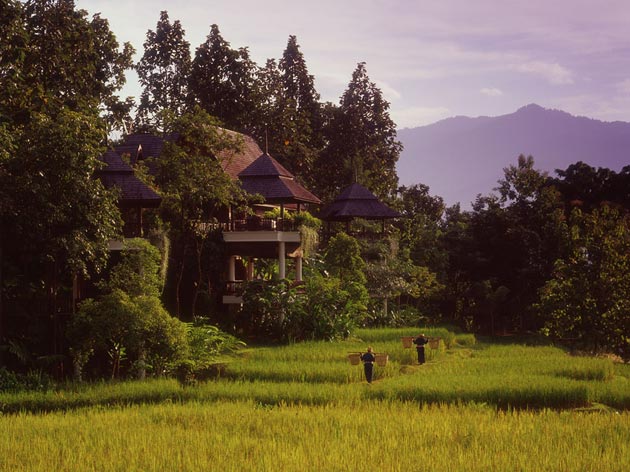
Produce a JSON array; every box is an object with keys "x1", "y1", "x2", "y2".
[
  {"x1": 413, "y1": 336, "x2": 429, "y2": 364},
  {"x1": 360, "y1": 352, "x2": 376, "y2": 383}
]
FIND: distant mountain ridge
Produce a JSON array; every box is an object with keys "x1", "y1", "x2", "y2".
[{"x1": 396, "y1": 104, "x2": 630, "y2": 208}]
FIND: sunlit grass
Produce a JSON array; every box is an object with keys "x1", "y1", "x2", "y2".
[
  {"x1": 2, "y1": 328, "x2": 628, "y2": 413},
  {"x1": 2, "y1": 327, "x2": 630, "y2": 470},
  {"x1": 1, "y1": 401, "x2": 628, "y2": 472}
]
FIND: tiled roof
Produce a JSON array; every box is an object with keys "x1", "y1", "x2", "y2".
[
  {"x1": 320, "y1": 183, "x2": 400, "y2": 221},
  {"x1": 240, "y1": 176, "x2": 321, "y2": 204},
  {"x1": 101, "y1": 130, "x2": 319, "y2": 205},
  {"x1": 115, "y1": 134, "x2": 173, "y2": 163},
  {"x1": 216, "y1": 131, "x2": 264, "y2": 179},
  {"x1": 238, "y1": 153, "x2": 321, "y2": 204},
  {"x1": 98, "y1": 173, "x2": 162, "y2": 207},
  {"x1": 96, "y1": 150, "x2": 161, "y2": 207},
  {"x1": 112, "y1": 130, "x2": 262, "y2": 180},
  {"x1": 238, "y1": 153, "x2": 292, "y2": 177},
  {"x1": 99, "y1": 149, "x2": 132, "y2": 172}
]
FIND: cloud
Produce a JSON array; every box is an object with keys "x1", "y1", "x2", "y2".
[
  {"x1": 375, "y1": 80, "x2": 402, "y2": 101},
  {"x1": 392, "y1": 106, "x2": 451, "y2": 129},
  {"x1": 516, "y1": 61, "x2": 574, "y2": 85},
  {"x1": 551, "y1": 93, "x2": 630, "y2": 123},
  {"x1": 480, "y1": 87, "x2": 504, "y2": 97},
  {"x1": 616, "y1": 78, "x2": 630, "y2": 95}
]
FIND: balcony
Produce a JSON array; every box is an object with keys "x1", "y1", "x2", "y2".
[
  {"x1": 223, "y1": 216, "x2": 299, "y2": 232},
  {"x1": 222, "y1": 217, "x2": 301, "y2": 247},
  {"x1": 222, "y1": 280, "x2": 245, "y2": 305}
]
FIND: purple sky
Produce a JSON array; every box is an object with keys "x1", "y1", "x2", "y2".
[{"x1": 76, "y1": 0, "x2": 630, "y2": 128}]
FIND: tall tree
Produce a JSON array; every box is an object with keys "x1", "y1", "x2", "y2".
[
  {"x1": 136, "y1": 11, "x2": 191, "y2": 131},
  {"x1": 537, "y1": 206, "x2": 630, "y2": 359},
  {"x1": 1, "y1": 0, "x2": 129, "y2": 371},
  {"x1": 465, "y1": 155, "x2": 564, "y2": 332},
  {"x1": 1, "y1": 0, "x2": 134, "y2": 127},
  {"x1": 397, "y1": 184, "x2": 446, "y2": 273},
  {"x1": 552, "y1": 161, "x2": 627, "y2": 213},
  {"x1": 2, "y1": 109, "x2": 121, "y2": 365},
  {"x1": 250, "y1": 58, "x2": 284, "y2": 150},
  {"x1": 154, "y1": 108, "x2": 246, "y2": 318},
  {"x1": 188, "y1": 24, "x2": 259, "y2": 132},
  {"x1": 316, "y1": 62, "x2": 401, "y2": 202},
  {"x1": 272, "y1": 35, "x2": 322, "y2": 179}
]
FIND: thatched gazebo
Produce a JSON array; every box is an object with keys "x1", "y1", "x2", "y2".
[{"x1": 320, "y1": 182, "x2": 400, "y2": 234}]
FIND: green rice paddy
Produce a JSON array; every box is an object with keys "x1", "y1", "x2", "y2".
[{"x1": 1, "y1": 327, "x2": 628, "y2": 471}]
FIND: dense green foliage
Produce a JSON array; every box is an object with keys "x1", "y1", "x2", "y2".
[
  {"x1": 1, "y1": 0, "x2": 134, "y2": 373},
  {"x1": 135, "y1": 10, "x2": 190, "y2": 130},
  {"x1": 155, "y1": 108, "x2": 246, "y2": 318},
  {"x1": 3, "y1": 2, "x2": 630, "y2": 389},
  {"x1": 537, "y1": 206, "x2": 630, "y2": 358},
  {"x1": 188, "y1": 24, "x2": 259, "y2": 132},
  {"x1": 3, "y1": 328, "x2": 629, "y2": 411},
  {"x1": 239, "y1": 275, "x2": 365, "y2": 342}
]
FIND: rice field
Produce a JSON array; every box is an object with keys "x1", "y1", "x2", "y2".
[{"x1": 1, "y1": 327, "x2": 629, "y2": 471}]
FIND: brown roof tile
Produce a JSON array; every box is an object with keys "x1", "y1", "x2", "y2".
[
  {"x1": 320, "y1": 183, "x2": 400, "y2": 221},
  {"x1": 238, "y1": 153, "x2": 321, "y2": 204},
  {"x1": 96, "y1": 150, "x2": 161, "y2": 207}
]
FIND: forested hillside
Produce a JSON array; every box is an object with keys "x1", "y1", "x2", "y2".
[{"x1": 397, "y1": 104, "x2": 630, "y2": 207}]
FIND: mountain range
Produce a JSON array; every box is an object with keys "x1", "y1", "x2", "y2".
[{"x1": 395, "y1": 104, "x2": 630, "y2": 208}]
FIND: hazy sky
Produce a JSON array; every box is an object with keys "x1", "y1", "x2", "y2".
[{"x1": 76, "y1": 0, "x2": 630, "y2": 128}]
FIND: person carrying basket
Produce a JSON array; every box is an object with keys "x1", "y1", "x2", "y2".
[
  {"x1": 360, "y1": 346, "x2": 376, "y2": 383},
  {"x1": 413, "y1": 334, "x2": 429, "y2": 364}
]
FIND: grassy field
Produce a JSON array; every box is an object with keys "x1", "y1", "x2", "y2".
[{"x1": 1, "y1": 327, "x2": 629, "y2": 471}]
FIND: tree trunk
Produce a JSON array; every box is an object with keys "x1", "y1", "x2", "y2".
[
  {"x1": 136, "y1": 347, "x2": 147, "y2": 380},
  {"x1": 191, "y1": 236, "x2": 206, "y2": 318},
  {"x1": 0, "y1": 234, "x2": 3, "y2": 365},
  {"x1": 175, "y1": 240, "x2": 188, "y2": 319}
]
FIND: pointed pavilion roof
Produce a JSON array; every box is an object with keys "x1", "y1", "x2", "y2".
[
  {"x1": 96, "y1": 150, "x2": 162, "y2": 208},
  {"x1": 320, "y1": 183, "x2": 400, "y2": 221},
  {"x1": 238, "y1": 153, "x2": 321, "y2": 205}
]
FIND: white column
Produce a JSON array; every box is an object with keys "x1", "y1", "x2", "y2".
[
  {"x1": 228, "y1": 256, "x2": 236, "y2": 282},
  {"x1": 295, "y1": 255, "x2": 303, "y2": 282},
  {"x1": 278, "y1": 241, "x2": 286, "y2": 279}
]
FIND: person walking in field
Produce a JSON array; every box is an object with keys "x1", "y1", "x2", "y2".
[
  {"x1": 360, "y1": 346, "x2": 376, "y2": 383},
  {"x1": 413, "y1": 334, "x2": 429, "y2": 364}
]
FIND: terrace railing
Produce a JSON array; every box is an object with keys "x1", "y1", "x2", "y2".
[{"x1": 223, "y1": 217, "x2": 299, "y2": 232}]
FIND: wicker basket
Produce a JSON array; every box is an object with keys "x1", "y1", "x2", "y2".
[
  {"x1": 401, "y1": 336, "x2": 414, "y2": 348},
  {"x1": 375, "y1": 354, "x2": 389, "y2": 367},
  {"x1": 428, "y1": 338, "x2": 441, "y2": 349},
  {"x1": 348, "y1": 353, "x2": 361, "y2": 365}
]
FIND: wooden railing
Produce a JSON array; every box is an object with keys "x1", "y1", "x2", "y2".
[{"x1": 223, "y1": 217, "x2": 299, "y2": 232}]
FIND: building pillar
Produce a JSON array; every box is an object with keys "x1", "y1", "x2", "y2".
[
  {"x1": 228, "y1": 256, "x2": 236, "y2": 282},
  {"x1": 278, "y1": 241, "x2": 286, "y2": 279},
  {"x1": 247, "y1": 257, "x2": 254, "y2": 281}
]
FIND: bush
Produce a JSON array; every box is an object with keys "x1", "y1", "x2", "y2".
[
  {"x1": 68, "y1": 291, "x2": 190, "y2": 380},
  {"x1": 289, "y1": 276, "x2": 363, "y2": 341},
  {"x1": 0, "y1": 367, "x2": 20, "y2": 392},
  {"x1": 239, "y1": 275, "x2": 366, "y2": 342},
  {"x1": 363, "y1": 304, "x2": 424, "y2": 328},
  {"x1": 186, "y1": 318, "x2": 245, "y2": 378},
  {"x1": 0, "y1": 367, "x2": 54, "y2": 393}
]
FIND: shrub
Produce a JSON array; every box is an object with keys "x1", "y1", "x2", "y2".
[
  {"x1": 68, "y1": 291, "x2": 190, "y2": 380},
  {"x1": 239, "y1": 275, "x2": 366, "y2": 342},
  {"x1": 0, "y1": 367, "x2": 20, "y2": 392},
  {"x1": 0, "y1": 367, "x2": 54, "y2": 393}
]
